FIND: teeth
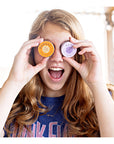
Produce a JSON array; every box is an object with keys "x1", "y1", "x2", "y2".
[{"x1": 49, "y1": 67, "x2": 63, "y2": 71}]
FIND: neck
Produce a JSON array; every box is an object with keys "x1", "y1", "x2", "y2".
[{"x1": 43, "y1": 87, "x2": 66, "y2": 98}]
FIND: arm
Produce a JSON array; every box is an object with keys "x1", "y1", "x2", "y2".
[
  {"x1": 64, "y1": 37, "x2": 114, "y2": 137},
  {"x1": 0, "y1": 79, "x2": 22, "y2": 137},
  {"x1": 0, "y1": 37, "x2": 48, "y2": 136},
  {"x1": 90, "y1": 82, "x2": 114, "y2": 137}
]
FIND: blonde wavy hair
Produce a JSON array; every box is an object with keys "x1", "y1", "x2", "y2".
[{"x1": 5, "y1": 9, "x2": 100, "y2": 137}]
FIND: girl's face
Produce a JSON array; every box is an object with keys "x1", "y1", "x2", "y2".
[{"x1": 34, "y1": 22, "x2": 73, "y2": 97}]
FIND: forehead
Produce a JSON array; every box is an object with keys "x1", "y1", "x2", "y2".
[{"x1": 39, "y1": 22, "x2": 71, "y2": 40}]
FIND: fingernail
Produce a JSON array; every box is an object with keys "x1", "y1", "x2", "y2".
[
  {"x1": 40, "y1": 38, "x2": 44, "y2": 42},
  {"x1": 37, "y1": 38, "x2": 44, "y2": 43},
  {"x1": 37, "y1": 35, "x2": 40, "y2": 38},
  {"x1": 70, "y1": 37, "x2": 79, "y2": 42}
]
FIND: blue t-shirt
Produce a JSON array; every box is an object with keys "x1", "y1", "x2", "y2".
[{"x1": 4, "y1": 95, "x2": 67, "y2": 137}]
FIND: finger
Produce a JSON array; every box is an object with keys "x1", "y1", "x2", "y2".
[
  {"x1": 73, "y1": 41, "x2": 93, "y2": 50},
  {"x1": 18, "y1": 38, "x2": 44, "y2": 56},
  {"x1": 33, "y1": 57, "x2": 49, "y2": 74},
  {"x1": 70, "y1": 36, "x2": 89, "y2": 45},
  {"x1": 23, "y1": 38, "x2": 43, "y2": 50},
  {"x1": 69, "y1": 37, "x2": 94, "y2": 51},
  {"x1": 84, "y1": 52, "x2": 90, "y2": 60},
  {"x1": 24, "y1": 36, "x2": 42, "y2": 45},
  {"x1": 69, "y1": 36, "x2": 79, "y2": 43},
  {"x1": 78, "y1": 47, "x2": 99, "y2": 62},
  {"x1": 63, "y1": 57, "x2": 81, "y2": 72},
  {"x1": 78, "y1": 47, "x2": 96, "y2": 55}
]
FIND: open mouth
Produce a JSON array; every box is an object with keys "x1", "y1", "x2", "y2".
[{"x1": 48, "y1": 67, "x2": 64, "y2": 79}]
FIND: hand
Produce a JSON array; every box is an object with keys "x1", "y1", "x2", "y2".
[
  {"x1": 63, "y1": 37, "x2": 104, "y2": 88},
  {"x1": 8, "y1": 37, "x2": 48, "y2": 87}
]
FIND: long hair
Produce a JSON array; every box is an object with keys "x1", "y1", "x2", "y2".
[{"x1": 5, "y1": 9, "x2": 100, "y2": 137}]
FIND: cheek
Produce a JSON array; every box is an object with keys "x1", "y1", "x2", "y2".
[
  {"x1": 34, "y1": 47, "x2": 43, "y2": 64},
  {"x1": 65, "y1": 62, "x2": 73, "y2": 75},
  {"x1": 68, "y1": 65, "x2": 73, "y2": 74}
]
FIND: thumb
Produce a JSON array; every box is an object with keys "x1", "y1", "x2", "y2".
[
  {"x1": 63, "y1": 57, "x2": 81, "y2": 72},
  {"x1": 33, "y1": 57, "x2": 49, "y2": 74}
]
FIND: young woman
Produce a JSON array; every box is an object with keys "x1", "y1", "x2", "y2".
[{"x1": 0, "y1": 9, "x2": 114, "y2": 137}]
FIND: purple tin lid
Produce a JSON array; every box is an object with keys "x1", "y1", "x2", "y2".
[{"x1": 61, "y1": 41, "x2": 77, "y2": 57}]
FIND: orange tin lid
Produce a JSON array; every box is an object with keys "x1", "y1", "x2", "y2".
[{"x1": 38, "y1": 41, "x2": 54, "y2": 57}]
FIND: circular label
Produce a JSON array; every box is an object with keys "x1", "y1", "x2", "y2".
[
  {"x1": 42, "y1": 45, "x2": 50, "y2": 53},
  {"x1": 38, "y1": 41, "x2": 54, "y2": 57},
  {"x1": 61, "y1": 41, "x2": 77, "y2": 57}
]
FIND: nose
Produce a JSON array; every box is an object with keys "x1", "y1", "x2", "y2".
[{"x1": 50, "y1": 48, "x2": 63, "y2": 62}]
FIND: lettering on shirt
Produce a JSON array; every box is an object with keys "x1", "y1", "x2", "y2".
[{"x1": 11, "y1": 121, "x2": 67, "y2": 137}]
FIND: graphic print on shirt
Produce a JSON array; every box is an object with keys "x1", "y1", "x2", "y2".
[{"x1": 14, "y1": 121, "x2": 68, "y2": 137}]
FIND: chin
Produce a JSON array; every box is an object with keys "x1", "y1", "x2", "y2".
[
  {"x1": 48, "y1": 84, "x2": 65, "y2": 91},
  {"x1": 44, "y1": 82, "x2": 66, "y2": 94}
]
